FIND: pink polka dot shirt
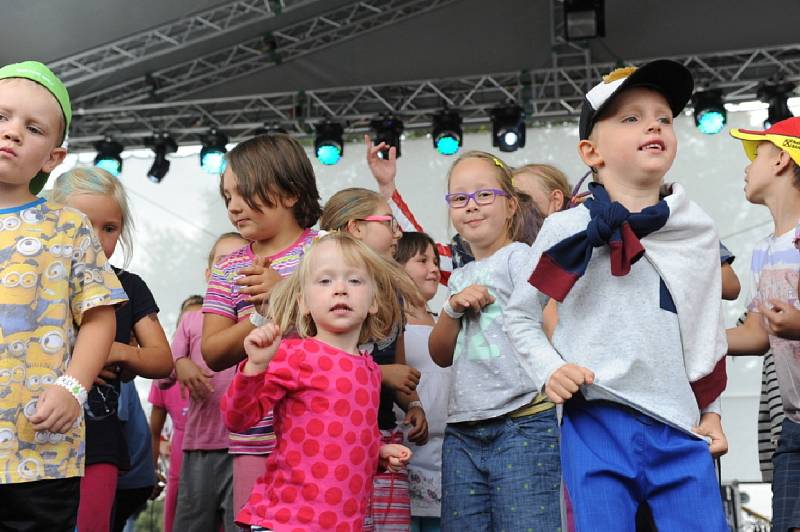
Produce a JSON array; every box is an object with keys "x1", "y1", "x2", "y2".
[{"x1": 221, "y1": 337, "x2": 382, "y2": 531}]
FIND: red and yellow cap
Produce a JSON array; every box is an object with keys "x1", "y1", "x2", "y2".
[{"x1": 730, "y1": 117, "x2": 800, "y2": 166}]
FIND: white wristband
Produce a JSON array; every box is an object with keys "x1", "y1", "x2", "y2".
[
  {"x1": 442, "y1": 299, "x2": 464, "y2": 320},
  {"x1": 407, "y1": 400, "x2": 423, "y2": 411},
  {"x1": 54, "y1": 375, "x2": 88, "y2": 407}
]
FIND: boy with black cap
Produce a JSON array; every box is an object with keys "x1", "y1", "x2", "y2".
[
  {"x1": 0, "y1": 61, "x2": 126, "y2": 530},
  {"x1": 726, "y1": 116, "x2": 800, "y2": 532},
  {"x1": 504, "y1": 60, "x2": 729, "y2": 530}
]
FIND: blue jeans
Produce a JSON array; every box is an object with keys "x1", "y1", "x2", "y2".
[
  {"x1": 562, "y1": 396, "x2": 727, "y2": 532},
  {"x1": 772, "y1": 418, "x2": 800, "y2": 532},
  {"x1": 441, "y1": 408, "x2": 562, "y2": 532}
]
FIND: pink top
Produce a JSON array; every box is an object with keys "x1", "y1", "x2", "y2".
[
  {"x1": 148, "y1": 381, "x2": 189, "y2": 438},
  {"x1": 221, "y1": 338, "x2": 382, "y2": 531},
  {"x1": 172, "y1": 310, "x2": 235, "y2": 450},
  {"x1": 204, "y1": 228, "x2": 318, "y2": 454}
]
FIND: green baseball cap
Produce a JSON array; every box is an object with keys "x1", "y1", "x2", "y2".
[{"x1": 0, "y1": 60, "x2": 72, "y2": 194}]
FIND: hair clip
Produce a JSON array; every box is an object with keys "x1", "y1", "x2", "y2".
[{"x1": 492, "y1": 157, "x2": 504, "y2": 169}]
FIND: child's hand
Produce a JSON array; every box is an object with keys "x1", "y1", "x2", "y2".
[
  {"x1": 243, "y1": 323, "x2": 282, "y2": 375},
  {"x1": 380, "y1": 364, "x2": 420, "y2": 395},
  {"x1": 175, "y1": 357, "x2": 214, "y2": 401},
  {"x1": 403, "y1": 405, "x2": 429, "y2": 445},
  {"x1": 29, "y1": 384, "x2": 81, "y2": 434},
  {"x1": 236, "y1": 257, "x2": 283, "y2": 305},
  {"x1": 692, "y1": 412, "x2": 728, "y2": 458},
  {"x1": 379, "y1": 443, "x2": 412, "y2": 472},
  {"x1": 545, "y1": 363, "x2": 595, "y2": 404},
  {"x1": 365, "y1": 134, "x2": 397, "y2": 197},
  {"x1": 449, "y1": 285, "x2": 495, "y2": 314},
  {"x1": 760, "y1": 299, "x2": 800, "y2": 340}
]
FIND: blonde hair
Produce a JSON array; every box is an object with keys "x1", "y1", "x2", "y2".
[
  {"x1": 446, "y1": 151, "x2": 539, "y2": 245},
  {"x1": 513, "y1": 164, "x2": 571, "y2": 211},
  {"x1": 267, "y1": 232, "x2": 423, "y2": 344},
  {"x1": 319, "y1": 188, "x2": 386, "y2": 231},
  {"x1": 207, "y1": 231, "x2": 245, "y2": 267},
  {"x1": 50, "y1": 166, "x2": 134, "y2": 266}
]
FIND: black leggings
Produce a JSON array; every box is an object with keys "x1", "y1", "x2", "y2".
[{"x1": 112, "y1": 485, "x2": 153, "y2": 532}]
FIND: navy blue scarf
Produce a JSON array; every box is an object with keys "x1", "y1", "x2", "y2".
[{"x1": 529, "y1": 183, "x2": 670, "y2": 301}]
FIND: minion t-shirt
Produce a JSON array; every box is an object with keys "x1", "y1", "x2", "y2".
[{"x1": 0, "y1": 198, "x2": 127, "y2": 483}]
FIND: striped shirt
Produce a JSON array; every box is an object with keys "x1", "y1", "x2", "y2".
[{"x1": 203, "y1": 228, "x2": 317, "y2": 454}]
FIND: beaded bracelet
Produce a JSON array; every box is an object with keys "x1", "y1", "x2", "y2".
[
  {"x1": 407, "y1": 400, "x2": 423, "y2": 411},
  {"x1": 54, "y1": 375, "x2": 88, "y2": 407}
]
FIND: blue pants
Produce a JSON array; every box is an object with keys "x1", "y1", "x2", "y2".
[
  {"x1": 772, "y1": 418, "x2": 800, "y2": 532},
  {"x1": 441, "y1": 408, "x2": 562, "y2": 532},
  {"x1": 561, "y1": 396, "x2": 727, "y2": 532}
]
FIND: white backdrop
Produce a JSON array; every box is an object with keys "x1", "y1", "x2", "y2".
[{"x1": 51, "y1": 105, "x2": 784, "y2": 482}]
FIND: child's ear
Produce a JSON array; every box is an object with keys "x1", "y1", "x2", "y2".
[
  {"x1": 282, "y1": 196, "x2": 298, "y2": 209},
  {"x1": 775, "y1": 149, "x2": 794, "y2": 176},
  {"x1": 346, "y1": 219, "x2": 363, "y2": 238},
  {"x1": 297, "y1": 294, "x2": 309, "y2": 317},
  {"x1": 368, "y1": 296, "x2": 378, "y2": 315},
  {"x1": 41, "y1": 147, "x2": 67, "y2": 173},
  {"x1": 578, "y1": 139, "x2": 603, "y2": 170}
]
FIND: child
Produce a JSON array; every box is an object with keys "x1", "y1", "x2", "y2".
[
  {"x1": 726, "y1": 116, "x2": 800, "y2": 532},
  {"x1": 320, "y1": 188, "x2": 428, "y2": 531},
  {"x1": 426, "y1": 151, "x2": 559, "y2": 531},
  {"x1": 394, "y1": 232, "x2": 450, "y2": 532},
  {"x1": 504, "y1": 60, "x2": 729, "y2": 530},
  {"x1": 149, "y1": 378, "x2": 186, "y2": 532},
  {"x1": 172, "y1": 233, "x2": 247, "y2": 532},
  {"x1": 0, "y1": 60, "x2": 126, "y2": 531},
  {"x1": 220, "y1": 232, "x2": 412, "y2": 531},
  {"x1": 201, "y1": 133, "x2": 322, "y2": 515},
  {"x1": 50, "y1": 166, "x2": 173, "y2": 532}
]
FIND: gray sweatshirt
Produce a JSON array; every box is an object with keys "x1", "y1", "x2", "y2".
[{"x1": 504, "y1": 205, "x2": 721, "y2": 437}]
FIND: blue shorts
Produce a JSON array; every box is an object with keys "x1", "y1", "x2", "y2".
[
  {"x1": 561, "y1": 395, "x2": 727, "y2": 532},
  {"x1": 772, "y1": 418, "x2": 800, "y2": 531}
]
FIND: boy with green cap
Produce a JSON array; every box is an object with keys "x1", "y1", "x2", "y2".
[
  {"x1": 0, "y1": 60, "x2": 127, "y2": 531},
  {"x1": 727, "y1": 116, "x2": 800, "y2": 532}
]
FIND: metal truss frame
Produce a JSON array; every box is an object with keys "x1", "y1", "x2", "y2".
[
  {"x1": 68, "y1": 43, "x2": 800, "y2": 151},
  {"x1": 72, "y1": 0, "x2": 461, "y2": 106},
  {"x1": 51, "y1": 0, "x2": 321, "y2": 87}
]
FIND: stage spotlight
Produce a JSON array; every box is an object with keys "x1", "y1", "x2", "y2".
[
  {"x1": 314, "y1": 121, "x2": 344, "y2": 165},
  {"x1": 564, "y1": 0, "x2": 605, "y2": 40},
  {"x1": 144, "y1": 132, "x2": 178, "y2": 183},
  {"x1": 200, "y1": 128, "x2": 229, "y2": 174},
  {"x1": 94, "y1": 138, "x2": 124, "y2": 176},
  {"x1": 432, "y1": 109, "x2": 463, "y2": 156},
  {"x1": 759, "y1": 82, "x2": 795, "y2": 128},
  {"x1": 370, "y1": 115, "x2": 404, "y2": 159},
  {"x1": 490, "y1": 103, "x2": 526, "y2": 152},
  {"x1": 692, "y1": 89, "x2": 726, "y2": 135}
]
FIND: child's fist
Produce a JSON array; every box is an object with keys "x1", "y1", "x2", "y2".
[
  {"x1": 243, "y1": 322, "x2": 282, "y2": 375},
  {"x1": 545, "y1": 363, "x2": 595, "y2": 404},
  {"x1": 449, "y1": 285, "x2": 495, "y2": 314},
  {"x1": 29, "y1": 385, "x2": 81, "y2": 434},
  {"x1": 379, "y1": 443, "x2": 412, "y2": 472}
]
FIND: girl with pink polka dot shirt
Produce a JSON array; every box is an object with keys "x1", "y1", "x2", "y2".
[{"x1": 221, "y1": 232, "x2": 414, "y2": 531}]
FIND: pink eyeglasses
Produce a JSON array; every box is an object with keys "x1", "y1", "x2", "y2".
[{"x1": 357, "y1": 215, "x2": 402, "y2": 235}]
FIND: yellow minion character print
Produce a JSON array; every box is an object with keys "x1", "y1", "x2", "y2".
[{"x1": 0, "y1": 199, "x2": 126, "y2": 483}]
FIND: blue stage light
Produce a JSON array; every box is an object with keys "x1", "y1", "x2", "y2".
[
  {"x1": 93, "y1": 138, "x2": 123, "y2": 176},
  {"x1": 432, "y1": 110, "x2": 463, "y2": 156},
  {"x1": 491, "y1": 103, "x2": 526, "y2": 152},
  {"x1": 314, "y1": 121, "x2": 344, "y2": 165},
  {"x1": 199, "y1": 128, "x2": 229, "y2": 174},
  {"x1": 317, "y1": 144, "x2": 342, "y2": 165},
  {"x1": 692, "y1": 90, "x2": 726, "y2": 135}
]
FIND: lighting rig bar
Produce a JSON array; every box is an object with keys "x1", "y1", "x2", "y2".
[
  {"x1": 72, "y1": 0, "x2": 461, "y2": 107},
  {"x1": 67, "y1": 43, "x2": 800, "y2": 151},
  {"x1": 51, "y1": 0, "x2": 321, "y2": 88}
]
